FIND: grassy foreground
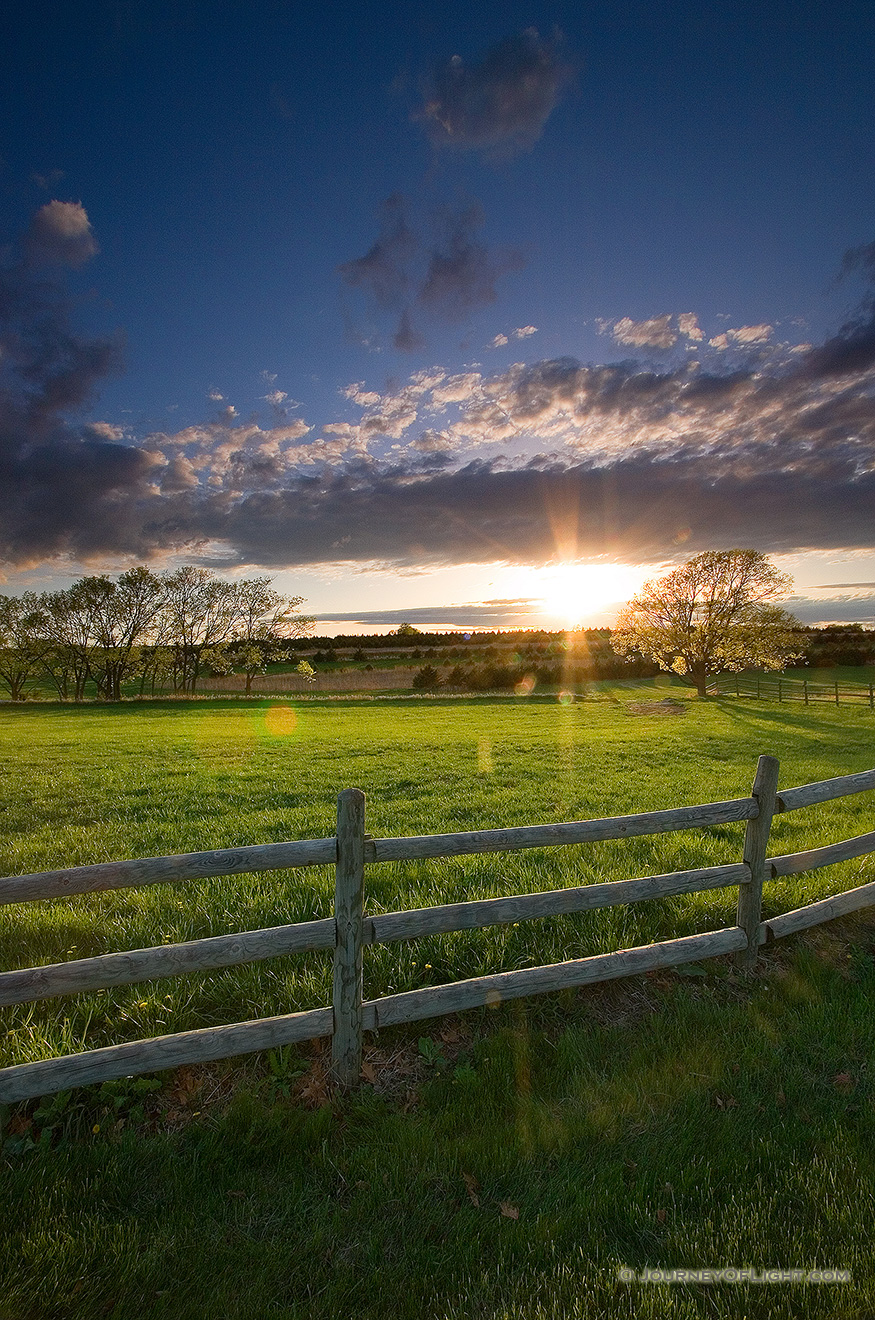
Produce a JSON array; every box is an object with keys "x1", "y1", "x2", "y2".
[{"x1": 1, "y1": 683, "x2": 874, "y2": 1317}]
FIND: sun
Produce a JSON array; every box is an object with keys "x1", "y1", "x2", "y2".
[{"x1": 517, "y1": 562, "x2": 647, "y2": 627}]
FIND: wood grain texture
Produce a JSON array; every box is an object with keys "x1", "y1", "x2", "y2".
[
  {"x1": 0, "y1": 837, "x2": 337, "y2": 906},
  {"x1": 0, "y1": 918, "x2": 336, "y2": 1007},
  {"x1": 768, "y1": 830, "x2": 875, "y2": 878},
  {"x1": 368, "y1": 799, "x2": 758, "y2": 863},
  {"x1": 736, "y1": 755, "x2": 780, "y2": 971},
  {"x1": 366, "y1": 927, "x2": 748, "y2": 1029},
  {"x1": 776, "y1": 769, "x2": 875, "y2": 813},
  {"x1": 758, "y1": 879, "x2": 875, "y2": 944},
  {"x1": 331, "y1": 789, "x2": 365, "y2": 1089},
  {"x1": 0, "y1": 1006, "x2": 333, "y2": 1105},
  {"x1": 365, "y1": 862, "x2": 750, "y2": 945}
]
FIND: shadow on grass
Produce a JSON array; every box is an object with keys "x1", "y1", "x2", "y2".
[{"x1": 2, "y1": 929, "x2": 874, "y2": 1319}]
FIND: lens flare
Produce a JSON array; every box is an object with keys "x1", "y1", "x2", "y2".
[{"x1": 264, "y1": 704, "x2": 298, "y2": 736}]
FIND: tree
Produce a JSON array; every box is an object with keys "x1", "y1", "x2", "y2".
[
  {"x1": 610, "y1": 549, "x2": 801, "y2": 698},
  {"x1": 0, "y1": 594, "x2": 44, "y2": 700},
  {"x1": 80, "y1": 567, "x2": 165, "y2": 700}
]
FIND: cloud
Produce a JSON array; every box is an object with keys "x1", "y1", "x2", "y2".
[
  {"x1": 513, "y1": 325, "x2": 538, "y2": 339},
  {"x1": 677, "y1": 313, "x2": 703, "y2": 342},
  {"x1": 31, "y1": 170, "x2": 65, "y2": 191},
  {"x1": 6, "y1": 225, "x2": 875, "y2": 576},
  {"x1": 339, "y1": 194, "x2": 416, "y2": 309},
  {"x1": 339, "y1": 198, "x2": 522, "y2": 347},
  {"x1": 0, "y1": 208, "x2": 148, "y2": 567},
  {"x1": 490, "y1": 333, "x2": 509, "y2": 348},
  {"x1": 727, "y1": 324, "x2": 773, "y2": 345},
  {"x1": 394, "y1": 308, "x2": 426, "y2": 352},
  {"x1": 419, "y1": 203, "x2": 523, "y2": 322},
  {"x1": 610, "y1": 316, "x2": 678, "y2": 350},
  {"x1": 315, "y1": 602, "x2": 543, "y2": 628},
  {"x1": 783, "y1": 595, "x2": 875, "y2": 624},
  {"x1": 418, "y1": 28, "x2": 570, "y2": 158},
  {"x1": 25, "y1": 201, "x2": 99, "y2": 268}
]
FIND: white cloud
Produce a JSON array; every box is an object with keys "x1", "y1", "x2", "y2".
[
  {"x1": 677, "y1": 313, "x2": 704, "y2": 341},
  {"x1": 611, "y1": 315, "x2": 677, "y2": 350},
  {"x1": 25, "y1": 200, "x2": 99, "y2": 267},
  {"x1": 490, "y1": 333, "x2": 509, "y2": 347},
  {"x1": 512, "y1": 325, "x2": 538, "y2": 338},
  {"x1": 728, "y1": 324, "x2": 773, "y2": 345},
  {"x1": 86, "y1": 422, "x2": 126, "y2": 441}
]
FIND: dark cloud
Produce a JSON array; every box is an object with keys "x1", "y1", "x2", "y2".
[
  {"x1": 798, "y1": 236, "x2": 875, "y2": 379},
  {"x1": 338, "y1": 194, "x2": 416, "y2": 310},
  {"x1": 4, "y1": 221, "x2": 875, "y2": 575},
  {"x1": 0, "y1": 212, "x2": 157, "y2": 565},
  {"x1": 315, "y1": 602, "x2": 542, "y2": 628},
  {"x1": 839, "y1": 239, "x2": 875, "y2": 284},
  {"x1": 340, "y1": 198, "x2": 523, "y2": 345},
  {"x1": 419, "y1": 28, "x2": 570, "y2": 158},
  {"x1": 393, "y1": 308, "x2": 426, "y2": 352},
  {"x1": 25, "y1": 201, "x2": 99, "y2": 268},
  {"x1": 171, "y1": 448, "x2": 874, "y2": 570},
  {"x1": 784, "y1": 596, "x2": 875, "y2": 624},
  {"x1": 418, "y1": 203, "x2": 523, "y2": 321}
]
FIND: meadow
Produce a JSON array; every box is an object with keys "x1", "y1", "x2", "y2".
[{"x1": 1, "y1": 681, "x2": 874, "y2": 1318}]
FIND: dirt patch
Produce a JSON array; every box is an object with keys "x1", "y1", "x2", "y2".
[{"x1": 626, "y1": 698, "x2": 688, "y2": 716}]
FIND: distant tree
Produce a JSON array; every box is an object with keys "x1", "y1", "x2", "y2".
[
  {"x1": 36, "y1": 581, "x2": 104, "y2": 701},
  {"x1": 412, "y1": 664, "x2": 440, "y2": 690},
  {"x1": 0, "y1": 594, "x2": 44, "y2": 700},
  {"x1": 611, "y1": 549, "x2": 801, "y2": 698},
  {"x1": 81, "y1": 567, "x2": 165, "y2": 700},
  {"x1": 391, "y1": 623, "x2": 422, "y2": 637}
]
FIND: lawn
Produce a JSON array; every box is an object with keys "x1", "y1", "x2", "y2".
[{"x1": 1, "y1": 684, "x2": 874, "y2": 1317}]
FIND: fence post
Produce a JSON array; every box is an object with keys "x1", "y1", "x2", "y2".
[
  {"x1": 835, "y1": 682, "x2": 840, "y2": 707},
  {"x1": 736, "y1": 755, "x2": 780, "y2": 971},
  {"x1": 331, "y1": 788, "x2": 365, "y2": 1088}
]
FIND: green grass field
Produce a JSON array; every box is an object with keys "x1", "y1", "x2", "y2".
[{"x1": 1, "y1": 683, "x2": 874, "y2": 1317}]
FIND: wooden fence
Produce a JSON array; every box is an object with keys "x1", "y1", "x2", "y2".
[
  {"x1": 713, "y1": 673, "x2": 875, "y2": 707},
  {"x1": 1, "y1": 756, "x2": 874, "y2": 1104}
]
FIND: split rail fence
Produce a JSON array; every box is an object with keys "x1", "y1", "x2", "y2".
[
  {"x1": 713, "y1": 673, "x2": 875, "y2": 707},
  {"x1": 1, "y1": 756, "x2": 874, "y2": 1105}
]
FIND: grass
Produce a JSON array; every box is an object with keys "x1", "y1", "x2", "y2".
[{"x1": 1, "y1": 681, "x2": 874, "y2": 1316}]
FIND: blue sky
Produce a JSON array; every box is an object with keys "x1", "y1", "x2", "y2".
[{"x1": 3, "y1": 1, "x2": 875, "y2": 630}]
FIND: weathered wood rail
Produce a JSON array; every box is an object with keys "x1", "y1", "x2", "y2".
[
  {"x1": 1, "y1": 758, "x2": 873, "y2": 1104},
  {"x1": 713, "y1": 673, "x2": 875, "y2": 707}
]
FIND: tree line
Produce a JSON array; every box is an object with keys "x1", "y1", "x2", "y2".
[{"x1": 0, "y1": 566, "x2": 315, "y2": 701}]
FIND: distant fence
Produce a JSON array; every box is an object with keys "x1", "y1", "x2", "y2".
[
  {"x1": 713, "y1": 673, "x2": 875, "y2": 707},
  {"x1": 1, "y1": 758, "x2": 874, "y2": 1104}
]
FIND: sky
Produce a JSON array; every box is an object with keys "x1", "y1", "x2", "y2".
[{"x1": 2, "y1": 0, "x2": 875, "y2": 632}]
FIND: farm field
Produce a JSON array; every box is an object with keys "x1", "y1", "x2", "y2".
[{"x1": 1, "y1": 683, "x2": 874, "y2": 1317}]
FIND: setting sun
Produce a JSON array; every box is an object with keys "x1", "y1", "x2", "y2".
[{"x1": 511, "y1": 562, "x2": 649, "y2": 627}]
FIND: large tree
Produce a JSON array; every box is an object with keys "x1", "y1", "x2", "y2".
[{"x1": 611, "y1": 549, "x2": 801, "y2": 697}]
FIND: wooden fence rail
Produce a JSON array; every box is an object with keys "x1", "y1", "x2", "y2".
[
  {"x1": 1, "y1": 756, "x2": 874, "y2": 1104},
  {"x1": 713, "y1": 673, "x2": 875, "y2": 708}
]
